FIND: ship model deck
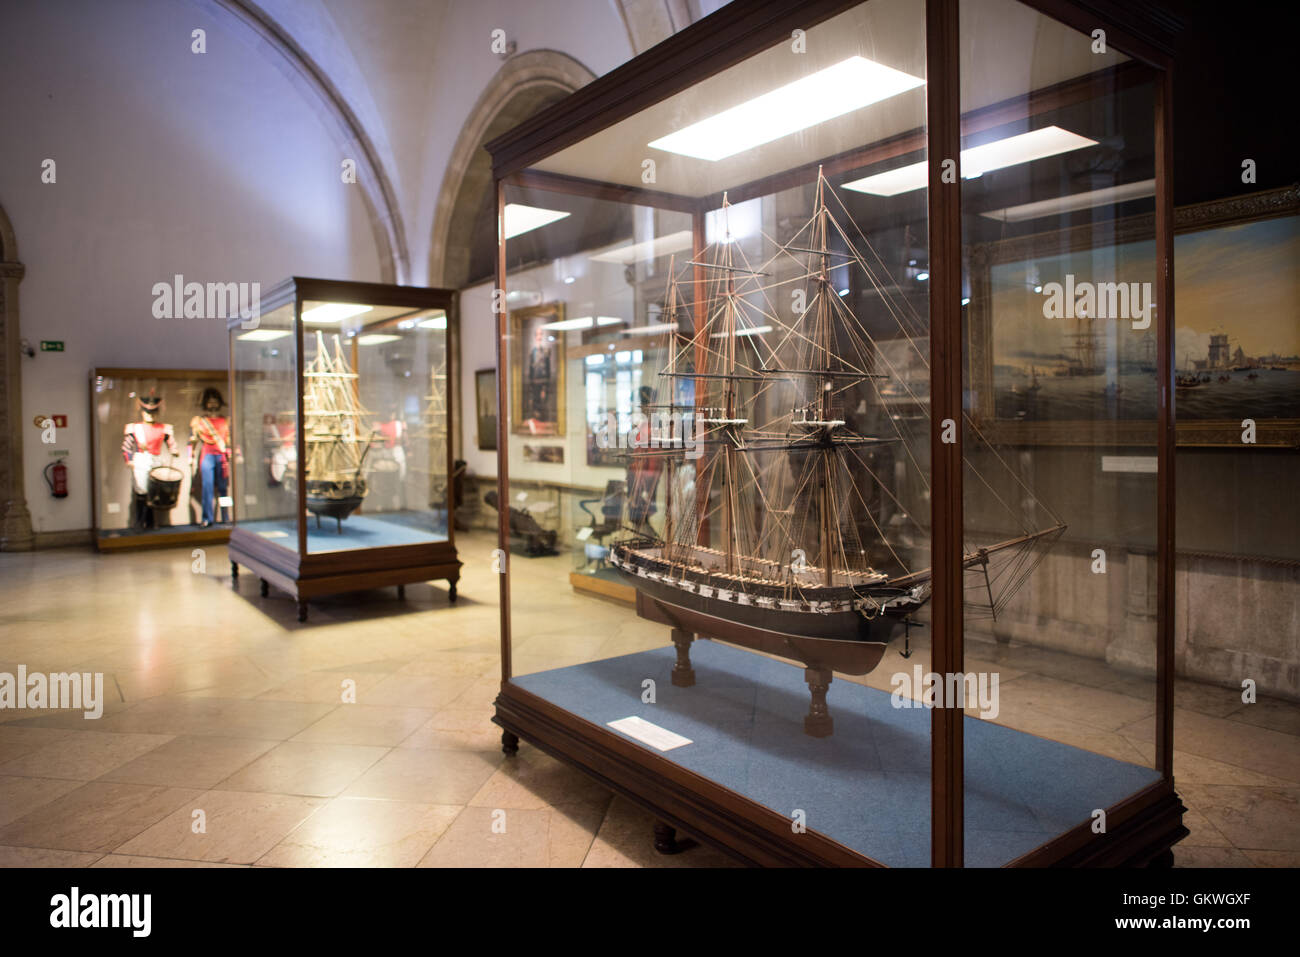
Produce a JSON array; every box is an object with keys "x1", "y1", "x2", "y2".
[{"x1": 606, "y1": 171, "x2": 1065, "y2": 735}]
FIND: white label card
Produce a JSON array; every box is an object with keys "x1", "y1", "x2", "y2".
[
  {"x1": 218, "y1": 495, "x2": 233, "y2": 508},
  {"x1": 576, "y1": 526, "x2": 593, "y2": 541},
  {"x1": 607, "y1": 716, "x2": 692, "y2": 752},
  {"x1": 105, "y1": 502, "x2": 121, "y2": 514},
  {"x1": 256, "y1": 530, "x2": 289, "y2": 539}
]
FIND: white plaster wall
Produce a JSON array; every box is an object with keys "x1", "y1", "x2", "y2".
[
  {"x1": 0, "y1": 0, "x2": 383, "y2": 534},
  {"x1": 410, "y1": 0, "x2": 637, "y2": 282}
]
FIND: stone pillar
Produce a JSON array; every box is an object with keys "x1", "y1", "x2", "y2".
[{"x1": 0, "y1": 206, "x2": 34, "y2": 551}]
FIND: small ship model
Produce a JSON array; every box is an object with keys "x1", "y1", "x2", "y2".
[{"x1": 303, "y1": 331, "x2": 377, "y2": 530}]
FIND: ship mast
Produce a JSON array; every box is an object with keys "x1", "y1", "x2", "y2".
[
  {"x1": 662, "y1": 256, "x2": 678, "y2": 560},
  {"x1": 813, "y1": 173, "x2": 836, "y2": 586},
  {"x1": 720, "y1": 197, "x2": 739, "y2": 574}
]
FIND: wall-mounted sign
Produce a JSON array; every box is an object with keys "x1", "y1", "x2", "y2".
[{"x1": 40, "y1": 341, "x2": 64, "y2": 352}]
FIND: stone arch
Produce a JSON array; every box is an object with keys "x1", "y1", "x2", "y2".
[
  {"x1": 198, "y1": 0, "x2": 407, "y2": 282},
  {"x1": 428, "y1": 50, "x2": 596, "y2": 290},
  {"x1": 0, "y1": 202, "x2": 33, "y2": 550}
]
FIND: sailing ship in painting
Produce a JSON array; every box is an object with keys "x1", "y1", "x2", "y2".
[
  {"x1": 303, "y1": 331, "x2": 377, "y2": 530},
  {"x1": 608, "y1": 171, "x2": 1065, "y2": 735}
]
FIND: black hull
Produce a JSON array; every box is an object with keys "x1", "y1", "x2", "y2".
[
  {"x1": 306, "y1": 491, "x2": 365, "y2": 522},
  {"x1": 632, "y1": 570, "x2": 900, "y2": 643}
]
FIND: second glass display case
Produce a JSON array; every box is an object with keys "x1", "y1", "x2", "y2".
[{"x1": 227, "y1": 277, "x2": 461, "y2": 621}]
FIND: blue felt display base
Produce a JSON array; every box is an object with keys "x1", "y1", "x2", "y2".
[
  {"x1": 513, "y1": 640, "x2": 1160, "y2": 867},
  {"x1": 241, "y1": 510, "x2": 447, "y2": 554}
]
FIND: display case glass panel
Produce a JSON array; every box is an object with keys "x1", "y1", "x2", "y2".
[
  {"x1": 91, "y1": 368, "x2": 233, "y2": 548},
  {"x1": 500, "y1": 0, "x2": 943, "y2": 867},
  {"x1": 232, "y1": 301, "x2": 298, "y2": 548},
  {"x1": 958, "y1": 0, "x2": 1163, "y2": 866}
]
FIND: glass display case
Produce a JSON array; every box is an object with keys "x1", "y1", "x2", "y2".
[
  {"x1": 90, "y1": 368, "x2": 234, "y2": 550},
  {"x1": 227, "y1": 278, "x2": 461, "y2": 621},
  {"x1": 488, "y1": 0, "x2": 1184, "y2": 866}
]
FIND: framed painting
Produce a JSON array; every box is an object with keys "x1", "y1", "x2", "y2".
[
  {"x1": 475, "y1": 368, "x2": 497, "y2": 451},
  {"x1": 967, "y1": 185, "x2": 1299, "y2": 447},
  {"x1": 510, "y1": 302, "x2": 566, "y2": 437}
]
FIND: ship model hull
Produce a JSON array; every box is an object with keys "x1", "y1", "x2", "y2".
[
  {"x1": 306, "y1": 480, "x2": 367, "y2": 523},
  {"x1": 610, "y1": 541, "x2": 920, "y2": 684}
]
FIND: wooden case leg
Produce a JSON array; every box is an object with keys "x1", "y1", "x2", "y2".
[
  {"x1": 653, "y1": 821, "x2": 681, "y2": 855},
  {"x1": 501, "y1": 730, "x2": 519, "y2": 756},
  {"x1": 671, "y1": 628, "x2": 696, "y2": 687},
  {"x1": 804, "y1": 666, "x2": 833, "y2": 738},
  {"x1": 260, "y1": 578, "x2": 269, "y2": 597},
  {"x1": 297, "y1": 600, "x2": 308, "y2": 623},
  {"x1": 230, "y1": 561, "x2": 239, "y2": 580}
]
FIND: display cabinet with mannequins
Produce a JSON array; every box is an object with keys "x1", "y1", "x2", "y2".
[
  {"x1": 120, "y1": 389, "x2": 179, "y2": 529},
  {"x1": 188, "y1": 387, "x2": 232, "y2": 526}
]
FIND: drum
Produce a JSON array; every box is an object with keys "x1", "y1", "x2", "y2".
[{"x1": 146, "y1": 465, "x2": 184, "y2": 509}]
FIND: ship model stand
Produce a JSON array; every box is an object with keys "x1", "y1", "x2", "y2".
[{"x1": 610, "y1": 173, "x2": 1065, "y2": 737}]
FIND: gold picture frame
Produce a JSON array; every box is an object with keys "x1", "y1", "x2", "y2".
[{"x1": 510, "y1": 301, "x2": 566, "y2": 437}]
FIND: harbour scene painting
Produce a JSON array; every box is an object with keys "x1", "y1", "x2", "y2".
[{"x1": 983, "y1": 213, "x2": 1299, "y2": 430}]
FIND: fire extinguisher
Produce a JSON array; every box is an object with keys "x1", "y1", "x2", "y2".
[{"x1": 44, "y1": 459, "x2": 68, "y2": 498}]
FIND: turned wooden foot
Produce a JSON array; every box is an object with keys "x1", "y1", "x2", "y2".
[
  {"x1": 260, "y1": 578, "x2": 269, "y2": 597},
  {"x1": 804, "y1": 666, "x2": 833, "y2": 737},
  {"x1": 297, "y1": 600, "x2": 308, "y2": 623},
  {"x1": 501, "y1": 730, "x2": 519, "y2": 756},
  {"x1": 230, "y1": 561, "x2": 239, "y2": 580},
  {"x1": 653, "y1": 821, "x2": 682, "y2": 855},
  {"x1": 1149, "y1": 848, "x2": 1175, "y2": 869},
  {"x1": 448, "y1": 580, "x2": 458, "y2": 603},
  {"x1": 671, "y1": 628, "x2": 696, "y2": 687},
  {"x1": 397, "y1": 584, "x2": 405, "y2": 600}
]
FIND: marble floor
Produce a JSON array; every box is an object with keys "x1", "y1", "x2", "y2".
[{"x1": 0, "y1": 531, "x2": 1294, "y2": 867}]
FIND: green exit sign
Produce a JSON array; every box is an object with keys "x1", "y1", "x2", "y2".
[{"x1": 40, "y1": 340, "x2": 64, "y2": 352}]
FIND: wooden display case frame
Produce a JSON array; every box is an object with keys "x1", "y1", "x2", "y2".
[
  {"x1": 226, "y1": 277, "x2": 462, "y2": 622},
  {"x1": 489, "y1": 0, "x2": 1185, "y2": 866}
]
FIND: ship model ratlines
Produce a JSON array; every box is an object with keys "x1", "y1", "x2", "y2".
[
  {"x1": 608, "y1": 171, "x2": 1066, "y2": 735},
  {"x1": 303, "y1": 331, "x2": 378, "y2": 531}
]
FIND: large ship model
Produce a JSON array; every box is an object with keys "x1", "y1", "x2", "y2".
[
  {"x1": 609, "y1": 172, "x2": 1065, "y2": 735},
  {"x1": 303, "y1": 331, "x2": 377, "y2": 531}
]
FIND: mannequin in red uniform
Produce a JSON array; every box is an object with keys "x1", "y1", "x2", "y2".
[
  {"x1": 121, "y1": 390, "x2": 178, "y2": 529},
  {"x1": 188, "y1": 388, "x2": 231, "y2": 526}
]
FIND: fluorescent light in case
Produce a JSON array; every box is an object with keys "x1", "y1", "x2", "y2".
[
  {"x1": 236, "y1": 329, "x2": 291, "y2": 341},
  {"x1": 541, "y1": 316, "x2": 624, "y2": 331},
  {"x1": 980, "y1": 178, "x2": 1156, "y2": 222},
  {"x1": 357, "y1": 334, "x2": 400, "y2": 345},
  {"x1": 843, "y1": 126, "x2": 1098, "y2": 196},
  {"x1": 302, "y1": 303, "x2": 373, "y2": 324},
  {"x1": 710, "y1": 325, "x2": 773, "y2": 339},
  {"x1": 649, "y1": 56, "x2": 925, "y2": 162},
  {"x1": 503, "y1": 203, "x2": 570, "y2": 240},
  {"x1": 589, "y1": 230, "x2": 694, "y2": 265},
  {"x1": 419, "y1": 314, "x2": 447, "y2": 330}
]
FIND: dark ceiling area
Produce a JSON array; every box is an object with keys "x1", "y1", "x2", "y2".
[{"x1": 1162, "y1": 0, "x2": 1300, "y2": 204}]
